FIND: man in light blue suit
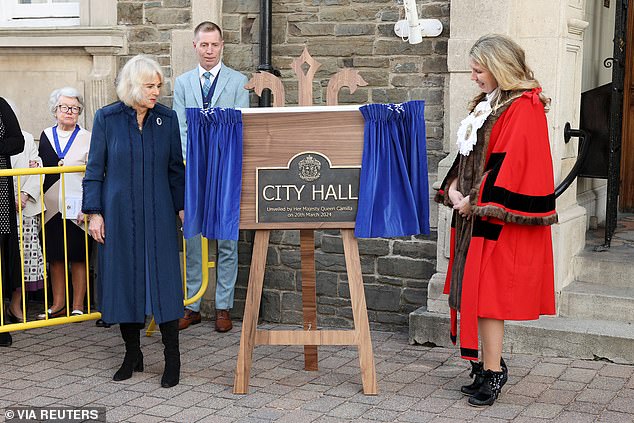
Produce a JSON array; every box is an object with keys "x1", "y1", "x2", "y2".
[{"x1": 173, "y1": 21, "x2": 249, "y2": 332}]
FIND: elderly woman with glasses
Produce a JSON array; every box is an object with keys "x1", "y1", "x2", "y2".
[{"x1": 38, "y1": 87, "x2": 91, "y2": 319}]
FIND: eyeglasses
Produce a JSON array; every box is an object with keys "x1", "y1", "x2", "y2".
[{"x1": 57, "y1": 105, "x2": 81, "y2": 114}]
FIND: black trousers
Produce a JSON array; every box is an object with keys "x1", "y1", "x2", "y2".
[{"x1": 0, "y1": 230, "x2": 21, "y2": 299}]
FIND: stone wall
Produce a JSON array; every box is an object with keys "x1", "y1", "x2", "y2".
[
  {"x1": 243, "y1": 230, "x2": 438, "y2": 329},
  {"x1": 117, "y1": 0, "x2": 193, "y2": 93},
  {"x1": 226, "y1": 0, "x2": 448, "y2": 329},
  {"x1": 222, "y1": 0, "x2": 449, "y2": 160}
]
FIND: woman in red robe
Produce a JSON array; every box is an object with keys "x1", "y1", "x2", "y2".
[{"x1": 436, "y1": 34, "x2": 557, "y2": 407}]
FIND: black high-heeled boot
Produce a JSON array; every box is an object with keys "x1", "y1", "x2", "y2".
[
  {"x1": 461, "y1": 358, "x2": 508, "y2": 396},
  {"x1": 468, "y1": 369, "x2": 506, "y2": 407},
  {"x1": 461, "y1": 361, "x2": 484, "y2": 396},
  {"x1": 159, "y1": 319, "x2": 180, "y2": 388},
  {"x1": 113, "y1": 323, "x2": 144, "y2": 381}
]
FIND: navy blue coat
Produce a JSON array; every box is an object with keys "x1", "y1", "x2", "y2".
[{"x1": 82, "y1": 102, "x2": 185, "y2": 324}]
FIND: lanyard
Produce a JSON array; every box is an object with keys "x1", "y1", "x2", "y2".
[
  {"x1": 52, "y1": 125, "x2": 81, "y2": 162},
  {"x1": 202, "y1": 68, "x2": 221, "y2": 109}
]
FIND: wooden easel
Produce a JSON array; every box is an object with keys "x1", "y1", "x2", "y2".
[{"x1": 233, "y1": 48, "x2": 377, "y2": 395}]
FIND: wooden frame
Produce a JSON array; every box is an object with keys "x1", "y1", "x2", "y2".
[
  {"x1": 234, "y1": 48, "x2": 376, "y2": 395},
  {"x1": 233, "y1": 107, "x2": 377, "y2": 395}
]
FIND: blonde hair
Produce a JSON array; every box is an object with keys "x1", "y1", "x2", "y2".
[
  {"x1": 116, "y1": 55, "x2": 164, "y2": 107},
  {"x1": 469, "y1": 34, "x2": 550, "y2": 111}
]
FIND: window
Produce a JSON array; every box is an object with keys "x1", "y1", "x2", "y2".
[{"x1": 1, "y1": 0, "x2": 80, "y2": 27}]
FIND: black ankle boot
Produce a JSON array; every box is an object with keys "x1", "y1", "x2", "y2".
[
  {"x1": 0, "y1": 332, "x2": 12, "y2": 347},
  {"x1": 461, "y1": 361, "x2": 484, "y2": 396},
  {"x1": 461, "y1": 358, "x2": 508, "y2": 396},
  {"x1": 159, "y1": 320, "x2": 180, "y2": 388},
  {"x1": 113, "y1": 323, "x2": 144, "y2": 381},
  {"x1": 468, "y1": 369, "x2": 506, "y2": 407},
  {"x1": 500, "y1": 357, "x2": 508, "y2": 388}
]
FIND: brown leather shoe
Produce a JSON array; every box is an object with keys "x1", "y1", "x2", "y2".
[
  {"x1": 178, "y1": 309, "x2": 201, "y2": 330},
  {"x1": 215, "y1": 309, "x2": 232, "y2": 332}
]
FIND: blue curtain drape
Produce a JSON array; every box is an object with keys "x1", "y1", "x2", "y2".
[
  {"x1": 184, "y1": 107, "x2": 242, "y2": 241},
  {"x1": 355, "y1": 100, "x2": 430, "y2": 238}
]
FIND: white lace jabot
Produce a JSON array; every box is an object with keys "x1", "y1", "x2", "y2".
[{"x1": 456, "y1": 89, "x2": 499, "y2": 156}]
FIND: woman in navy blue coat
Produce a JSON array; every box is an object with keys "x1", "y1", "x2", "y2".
[{"x1": 82, "y1": 55, "x2": 185, "y2": 388}]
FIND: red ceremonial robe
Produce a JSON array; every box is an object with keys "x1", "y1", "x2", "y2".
[{"x1": 436, "y1": 89, "x2": 558, "y2": 360}]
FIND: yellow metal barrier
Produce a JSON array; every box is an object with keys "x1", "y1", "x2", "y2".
[{"x1": 0, "y1": 165, "x2": 210, "y2": 334}]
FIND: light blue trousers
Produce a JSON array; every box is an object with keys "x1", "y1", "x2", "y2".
[{"x1": 185, "y1": 234, "x2": 238, "y2": 312}]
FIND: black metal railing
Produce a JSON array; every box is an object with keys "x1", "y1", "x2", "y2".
[
  {"x1": 602, "y1": 0, "x2": 629, "y2": 250},
  {"x1": 555, "y1": 122, "x2": 590, "y2": 199}
]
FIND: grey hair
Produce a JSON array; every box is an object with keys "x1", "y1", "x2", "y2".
[
  {"x1": 116, "y1": 55, "x2": 164, "y2": 107},
  {"x1": 48, "y1": 87, "x2": 84, "y2": 117}
]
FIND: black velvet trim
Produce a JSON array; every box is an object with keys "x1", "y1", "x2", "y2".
[
  {"x1": 461, "y1": 347, "x2": 479, "y2": 359},
  {"x1": 472, "y1": 216, "x2": 503, "y2": 241},
  {"x1": 481, "y1": 152, "x2": 556, "y2": 213}
]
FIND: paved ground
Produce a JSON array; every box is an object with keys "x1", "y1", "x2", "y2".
[
  {"x1": 586, "y1": 213, "x2": 634, "y2": 251},
  {"x1": 1, "y1": 320, "x2": 634, "y2": 422}
]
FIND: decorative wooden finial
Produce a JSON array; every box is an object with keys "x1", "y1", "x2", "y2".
[
  {"x1": 244, "y1": 47, "x2": 367, "y2": 108},
  {"x1": 290, "y1": 47, "x2": 322, "y2": 106},
  {"x1": 326, "y1": 69, "x2": 368, "y2": 106},
  {"x1": 245, "y1": 72, "x2": 286, "y2": 107}
]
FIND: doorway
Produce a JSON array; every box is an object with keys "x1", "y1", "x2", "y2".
[{"x1": 621, "y1": 0, "x2": 634, "y2": 211}]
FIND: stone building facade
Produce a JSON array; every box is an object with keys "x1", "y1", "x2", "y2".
[
  {"x1": 0, "y1": 0, "x2": 448, "y2": 330},
  {"x1": 1, "y1": 0, "x2": 629, "y2": 362}
]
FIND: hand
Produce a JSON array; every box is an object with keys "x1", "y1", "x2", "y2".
[
  {"x1": 178, "y1": 210, "x2": 185, "y2": 225},
  {"x1": 447, "y1": 178, "x2": 464, "y2": 206},
  {"x1": 453, "y1": 196, "x2": 472, "y2": 219},
  {"x1": 76, "y1": 212, "x2": 86, "y2": 227},
  {"x1": 88, "y1": 214, "x2": 105, "y2": 244},
  {"x1": 28, "y1": 160, "x2": 40, "y2": 168},
  {"x1": 20, "y1": 192, "x2": 29, "y2": 209}
]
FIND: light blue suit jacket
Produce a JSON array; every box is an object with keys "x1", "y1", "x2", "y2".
[{"x1": 173, "y1": 63, "x2": 249, "y2": 159}]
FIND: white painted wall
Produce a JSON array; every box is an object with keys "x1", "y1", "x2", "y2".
[{"x1": 582, "y1": 1, "x2": 615, "y2": 91}]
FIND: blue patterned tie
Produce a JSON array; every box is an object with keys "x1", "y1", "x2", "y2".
[{"x1": 202, "y1": 71, "x2": 212, "y2": 97}]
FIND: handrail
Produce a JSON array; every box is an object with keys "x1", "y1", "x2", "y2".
[{"x1": 554, "y1": 122, "x2": 591, "y2": 198}]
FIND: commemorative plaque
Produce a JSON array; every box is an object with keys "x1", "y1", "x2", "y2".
[
  {"x1": 239, "y1": 106, "x2": 364, "y2": 230},
  {"x1": 256, "y1": 152, "x2": 360, "y2": 223}
]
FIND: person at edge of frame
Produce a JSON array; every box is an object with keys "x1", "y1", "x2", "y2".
[{"x1": 0, "y1": 97, "x2": 25, "y2": 347}]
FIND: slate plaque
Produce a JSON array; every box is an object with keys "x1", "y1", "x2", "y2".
[{"x1": 256, "y1": 152, "x2": 360, "y2": 223}]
